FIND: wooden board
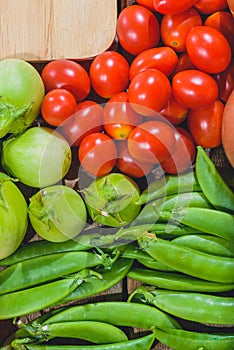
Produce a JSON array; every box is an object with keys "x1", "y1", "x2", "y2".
[{"x1": 0, "y1": 0, "x2": 117, "y2": 61}]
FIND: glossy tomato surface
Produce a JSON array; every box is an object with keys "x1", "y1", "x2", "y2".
[
  {"x1": 128, "y1": 120, "x2": 176, "y2": 164},
  {"x1": 213, "y1": 58, "x2": 234, "y2": 102},
  {"x1": 41, "y1": 60, "x2": 90, "y2": 101},
  {"x1": 160, "y1": 92, "x2": 188, "y2": 126},
  {"x1": 78, "y1": 132, "x2": 117, "y2": 177},
  {"x1": 153, "y1": 0, "x2": 199, "y2": 14},
  {"x1": 186, "y1": 26, "x2": 232, "y2": 74},
  {"x1": 89, "y1": 51, "x2": 129, "y2": 99},
  {"x1": 194, "y1": 0, "x2": 228, "y2": 14},
  {"x1": 136, "y1": 0, "x2": 155, "y2": 11},
  {"x1": 116, "y1": 5, "x2": 160, "y2": 55},
  {"x1": 172, "y1": 69, "x2": 219, "y2": 109}
]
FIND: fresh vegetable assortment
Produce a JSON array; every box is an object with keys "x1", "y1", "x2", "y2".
[{"x1": 0, "y1": 0, "x2": 234, "y2": 349}]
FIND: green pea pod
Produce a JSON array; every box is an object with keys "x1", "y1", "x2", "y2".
[
  {"x1": 173, "y1": 234, "x2": 234, "y2": 258},
  {"x1": 0, "y1": 270, "x2": 91, "y2": 320},
  {"x1": 128, "y1": 267, "x2": 234, "y2": 292},
  {"x1": 137, "y1": 258, "x2": 175, "y2": 272},
  {"x1": 0, "y1": 239, "x2": 90, "y2": 267},
  {"x1": 0, "y1": 251, "x2": 103, "y2": 295},
  {"x1": 138, "y1": 235, "x2": 234, "y2": 283},
  {"x1": 196, "y1": 146, "x2": 234, "y2": 213},
  {"x1": 61, "y1": 258, "x2": 133, "y2": 304},
  {"x1": 170, "y1": 207, "x2": 234, "y2": 241},
  {"x1": 148, "y1": 223, "x2": 201, "y2": 238},
  {"x1": 44, "y1": 301, "x2": 180, "y2": 330},
  {"x1": 153, "y1": 327, "x2": 234, "y2": 350},
  {"x1": 130, "y1": 286, "x2": 234, "y2": 325},
  {"x1": 138, "y1": 170, "x2": 201, "y2": 205},
  {"x1": 12, "y1": 333, "x2": 155, "y2": 350}
]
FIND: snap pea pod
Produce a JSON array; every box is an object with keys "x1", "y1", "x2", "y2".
[
  {"x1": 13, "y1": 333, "x2": 155, "y2": 350},
  {"x1": 0, "y1": 251, "x2": 103, "y2": 295},
  {"x1": 128, "y1": 268, "x2": 234, "y2": 292},
  {"x1": 153, "y1": 327, "x2": 234, "y2": 350},
  {"x1": 138, "y1": 170, "x2": 201, "y2": 205},
  {"x1": 172, "y1": 234, "x2": 234, "y2": 257},
  {"x1": 196, "y1": 146, "x2": 234, "y2": 213},
  {"x1": 0, "y1": 270, "x2": 92, "y2": 320},
  {"x1": 138, "y1": 235, "x2": 234, "y2": 283},
  {"x1": 148, "y1": 223, "x2": 201, "y2": 238},
  {"x1": 44, "y1": 301, "x2": 181, "y2": 330},
  {"x1": 170, "y1": 207, "x2": 234, "y2": 241},
  {"x1": 133, "y1": 191, "x2": 212, "y2": 225},
  {"x1": 129, "y1": 286, "x2": 234, "y2": 325},
  {"x1": 137, "y1": 258, "x2": 175, "y2": 272},
  {"x1": 0, "y1": 239, "x2": 90, "y2": 266}
]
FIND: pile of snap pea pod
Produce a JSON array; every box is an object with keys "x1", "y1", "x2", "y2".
[{"x1": 1, "y1": 146, "x2": 234, "y2": 350}]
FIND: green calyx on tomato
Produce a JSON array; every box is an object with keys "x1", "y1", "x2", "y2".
[{"x1": 83, "y1": 173, "x2": 141, "y2": 227}]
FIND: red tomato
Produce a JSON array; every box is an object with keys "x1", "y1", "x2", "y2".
[
  {"x1": 128, "y1": 69, "x2": 172, "y2": 116},
  {"x1": 61, "y1": 100, "x2": 103, "y2": 147},
  {"x1": 153, "y1": 0, "x2": 199, "y2": 14},
  {"x1": 128, "y1": 120, "x2": 176, "y2": 164},
  {"x1": 136, "y1": 0, "x2": 155, "y2": 11},
  {"x1": 160, "y1": 127, "x2": 196, "y2": 174},
  {"x1": 194, "y1": 0, "x2": 228, "y2": 14},
  {"x1": 172, "y1": 69, "x2": 219, "y2": 109},
  {"x1": 129, "y1": 47, "x2": 178, "y2": 80},
  {"x1": 187, "y1": 100, "x2": 224, "y2": 148},
  {"x1": 161, "y1": 8, "x2": 202, "y2": 53},
  {"x1": 78, "y1": 132, "x2": 117, "y2": 177},
  {"x1": 228, "y1": 0, "x2": 234, "y2": 16},
  {"x1": 116, "y1": 140, "x2": 154, "y2": 178},
  {"x1": 173, "y1": 53, "x2": 197, "y2": 75},
  {"x1": 204, "y1": 11, "x2": 234, "y2": 54},
  {"x1": 41, "y1": 89, "x2": 77, "y2": 127},
  {"x1": 41, "y1": 60, "x2": 90, "y2": 102},
  {"x1": 160, "y1": 92, "x2": 188, "y2": 126},
  {"x1": 213, "y1": 58, "x2": 234, "y2": 102},
  {"x1": 186, "y1": 26, "x2": 232, "y2": 74},
  {"x1": 89, "y1": 51, "x2": 129, "y2": 99},
  {"x1": 103, "y1": 92, "x2": 142, "y2": 139},
  {"x1": 116, "y1": 5, "x2": 160, "y2": 56}
]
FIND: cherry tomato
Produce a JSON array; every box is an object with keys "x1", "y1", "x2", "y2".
[
  {"x1": 213, "y1": 58, "x2": 234, "y2": 102},
  {"x1": 41, "y1": 59, "x2": 90, "y2": 102},
  {"x1": 61, "y1": 100, "x2": 103, "y2": 147},
  {"x1": 173, "y1": 53, "x2": 197, "y2": 75},
  {"x1": 161, "y1": 8, "x2": 202, "y2": 53},
  {"x1": 128, "y1": 69, "x2": 172, "y2": 116},
  {"x1": 187, "y1": 100, "x2": 224, "y2": 148},
  {"x1": 116, "y1": 140, "x2": 154, "y2": 178},
  {"x1": 89, "y1": 51, "x2": 129, "y2": 98},
  {"x1": 194, "y1": 0, "x2": 228, "y2": 14},
  {"x1": 128, "y1": 120, "x2": 176, "y2": 164},
  {"x1": 172, "y1": 69, "x2": 219, "y2": 109},
  {"x1": 129, "y1": 47, "x2": 178, "y2": 80},
  {"x1": 160, "y1": 127, "x2": 196, "y2": 174},
  {"x1": 228, "y1": 0, "x2": 234, "y2": 16},
  {"x1": 116, "y1": 5, "x2": 160, "y2": 55},
  {"x1": 204, "y1": 11, "x2": 234, "y2": 54},
  {"x1": 153, "y1": 0, "x2": 199, "y2": 14},
  {"x1": 103, "y1": 92, "x2": 143, "y2": 139},
  {"x1": 78, "y1": 132, "x2": 117, "y2": 177},
  {"x1": 186, "y1": 26, "x2": 232, "y2": 74},
  {"x1": 41, "y1": 89, "x2": 77, "y2": 127},
  {"x1": 136, "y1": 0, "x2": 155, "y2": 11},
  {"x1": 160, "y1": 92, "x2": 188, "y2": 126}
]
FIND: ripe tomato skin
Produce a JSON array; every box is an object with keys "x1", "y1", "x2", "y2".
[
  {"x1": 194, "y1": 0, "x2": 228, "y2": 14},
  {"x1": 78, "y1": 132, "x2": 117, "y2": 177},
  {"x1": 173, "y1": 53, "x2": 197, "y2": 75},
  {"x1": 161, "y1": 8, "x2": 202, "y2": 53},
  {"x1": 116, "y1": 5, "x2": 160, "y2": 56},
  {"x1": 61, "y1": 100, "x2": 103, "y2": 147},
  {"x1": 136, "y1": 0, "x2": 155, "y2": 11},
  {"x1": 128, "y1": 69, "x2": 172, "y2": 116},
  {"x1": 187, "y1": 100, "x2": 224, "y2": 148},
  {"x1": 41, "y1": 59, "x2": 90, "y2": 102},
  {"x1": 213, "y1": 58, "x2": 234, "y2": 103},
  {"x1": 204, "y1": 11, "x2": 234, "y2": 54},
  {"x1": 103, "y1": 92, "x2": 143, "y2": 140},
  {"x1": 89, "y1": 51, "x2": 129, "y2": 99},
  {"x1": 186, "y1": 26, "x2": 232, "y2": 74},
  {"x1": 160, "y1": 127, "x2": 196, "y2": 174},
  {"x1": 116, "y1": 140, "x2": 154, "y2": 178},
  {"x1": 129, "y1": 47, "x2": 178, "y2": 80},
  {"x1": 160, "y1": 92, "x2": 188, "y2": 126},
  {"x1": 172, "y1": 69, "x2": 219, "y2": 109},
  {"x1": 128, "y1": 120, "x2": 176, "y2": 164},
  {"x1": 153, "y1": 0, "x2": 199, "y2": 14},
  {"x1": 41, "y1": 89, "x2": 77, "y2": 127}
]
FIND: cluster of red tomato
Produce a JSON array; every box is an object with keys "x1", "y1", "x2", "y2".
[{"x1": 39, "y1": 0, "x2": 234, "y2": 179}]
